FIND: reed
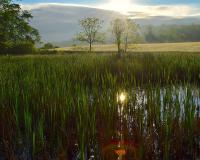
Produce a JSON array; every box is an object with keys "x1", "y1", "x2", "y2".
[{"x1": 0, "y1": 53, "x2": 200, "y2": 159}]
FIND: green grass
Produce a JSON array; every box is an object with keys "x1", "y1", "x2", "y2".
[{"x1": 0, "y1": 53, "x2": 200, "y2": 159}]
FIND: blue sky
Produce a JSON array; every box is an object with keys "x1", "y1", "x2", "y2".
[
  {"x1": 145, "y1": 0, "x2": 198, "y2": 5},
  {"x1": 18, "y1": 0, "x2": 200, "y2": 5}
]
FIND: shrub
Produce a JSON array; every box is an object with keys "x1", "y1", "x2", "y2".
[
  {"x1": 38, "y1": 49, "x2": 58, "y2": 55},
  {"x1": 9, "y1": 42, "x2": 36, "y2": 55},
  {"x1": 42, "y1": 43, "x2": 55, "y2": 49},
  {"x1": 41, "y1": 43, "x2": 59, "y2": 50}
]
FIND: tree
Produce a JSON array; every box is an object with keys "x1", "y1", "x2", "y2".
[
  {"x1": 76, "y1": 17, "x2": 104, "y2": 52},
  {"x1": 111, "y1": 19, "x2": 125, "y2": 56},
  {"x1": 144, "y1": 26, "x2": 158, "y2": 43},
  {"x1": 124, "y1": 19, "x2": 138, "y2": 53},
  {"x1": 111, "y1": 18, "x2": 141, "y2": 55},
  {"x1": 0, "y1": 0, "x2": 40, "y2": 53}
]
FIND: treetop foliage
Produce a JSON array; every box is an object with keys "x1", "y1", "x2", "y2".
[
  {"x1": 0, "y1": 0, "x2": 40, "y2": 54},
  {"x1": 111, "y1": 18, "x2": 139, "y2": 54},
  {"x1": 76, "y1": 17, "x2": 104, "y2": 52}
]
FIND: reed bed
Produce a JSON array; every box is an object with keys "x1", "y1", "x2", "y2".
[{"x1": 0, "y1": 53, "x2": 200, "y2": 159}]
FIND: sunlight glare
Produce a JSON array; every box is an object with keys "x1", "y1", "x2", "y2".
[
  {"x1": 103, "y1": 0, "x2": 132, "y2": 14},
  {"x1": 117, "y1": 92, "x2": 127, "y2": 104}
]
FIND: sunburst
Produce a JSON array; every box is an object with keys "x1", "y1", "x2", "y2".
[{"x1": 100, "y1": 0, "x2": 133, "y2": 14}]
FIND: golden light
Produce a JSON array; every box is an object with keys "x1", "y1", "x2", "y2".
[
  {"x1": 120, "y1": 93, "x2": 126, "y2": 102},
  {"x1": 117, "y1": 92, "x2": 127, "y2": 103},
  {"x1": 115, "y1": 149, "x2": 126, "y2": 156},
  {"x1": 101, "y1": 0, "x2": 133, "y2": 14}
]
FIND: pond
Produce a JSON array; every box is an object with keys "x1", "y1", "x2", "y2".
[
  {"x1": 1, "y1": 85, "x2": 200, "y2": 159},
  {"x1": 78, "y1": 85, "x2": 200, "y2": 159}
]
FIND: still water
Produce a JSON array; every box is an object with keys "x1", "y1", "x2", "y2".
[
  {"x1": 1, "y1": 85, "x2": 200, "y2": 159},
  {"x1": 73, "y1": 85, "x2": 200, "y2": 159}
]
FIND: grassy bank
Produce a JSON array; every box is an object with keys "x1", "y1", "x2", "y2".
[{"x1": 57, "y1": 42, "x2": 200, "y2": 53}]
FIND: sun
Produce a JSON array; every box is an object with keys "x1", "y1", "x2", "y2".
[{"x1": 101, "y1": 0, "x2": 132, "y2": 14}]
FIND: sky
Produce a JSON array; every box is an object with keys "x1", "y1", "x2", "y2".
[
  {"x1": 18, "y1": 0, "x2": 200, "y2": 18},
  {"x1": 18, "y1": 0, "x2": 199, "y2": 5}
]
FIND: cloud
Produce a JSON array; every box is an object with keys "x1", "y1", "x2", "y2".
[
  {"x1": 21, "y1": 2, "x2": 200, "y2": 18},
  {"x1": 134, "y1": 5, "x2": 200, "y2": 18},
  {"x1": 98, "y1": 3, "x2": 200, "y2": 18},
  {"x1": 21, "y1": 3, "x2": 97, "y2": 10}
]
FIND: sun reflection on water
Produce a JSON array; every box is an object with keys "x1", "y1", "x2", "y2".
[{"x1": 117, "y1": 92, "x2": 127, "y2": 104}]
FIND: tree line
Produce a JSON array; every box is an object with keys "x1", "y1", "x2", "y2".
[{"x1": 142, "y1": 24, "x2": 200, "y2": 43}]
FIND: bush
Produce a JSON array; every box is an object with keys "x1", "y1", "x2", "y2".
[
  {"x1": 38, "y1": 49, "x2": 58, "y2": 55},
  {"x1": 9, "y1": 42, "x2": 36, "y2": 55},
  {"x1": 0, "y1": 41, "x2": 12, "y2": 54},
  {"x1": 42, "y1": 43, "x2": 54, "y2": 49},
  {"x1": 41, "y1": 43, "x2": 58, "y2": 49}
]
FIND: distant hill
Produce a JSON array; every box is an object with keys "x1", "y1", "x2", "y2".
[
  {"x1": 30, "y1": 5, "x2": 124, "y2": 44},
  {"x1": 29, "y1": 4, "x2": 200, "y2": 46}
]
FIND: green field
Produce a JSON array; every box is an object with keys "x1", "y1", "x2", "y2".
[
  {"x1": 0, "y1": 52, "x2": 200, "y2": 159},
  {"x1": 57, "y1": 42, "x2": 200, "y2": 53}
]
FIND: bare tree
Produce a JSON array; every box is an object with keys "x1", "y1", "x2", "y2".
[
  {"x1": 76, "y1": 17, "x2": 104, "y2": 52},
  {"x1": 111, "y1": 18, "x2": 125, "y2": 56}
]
